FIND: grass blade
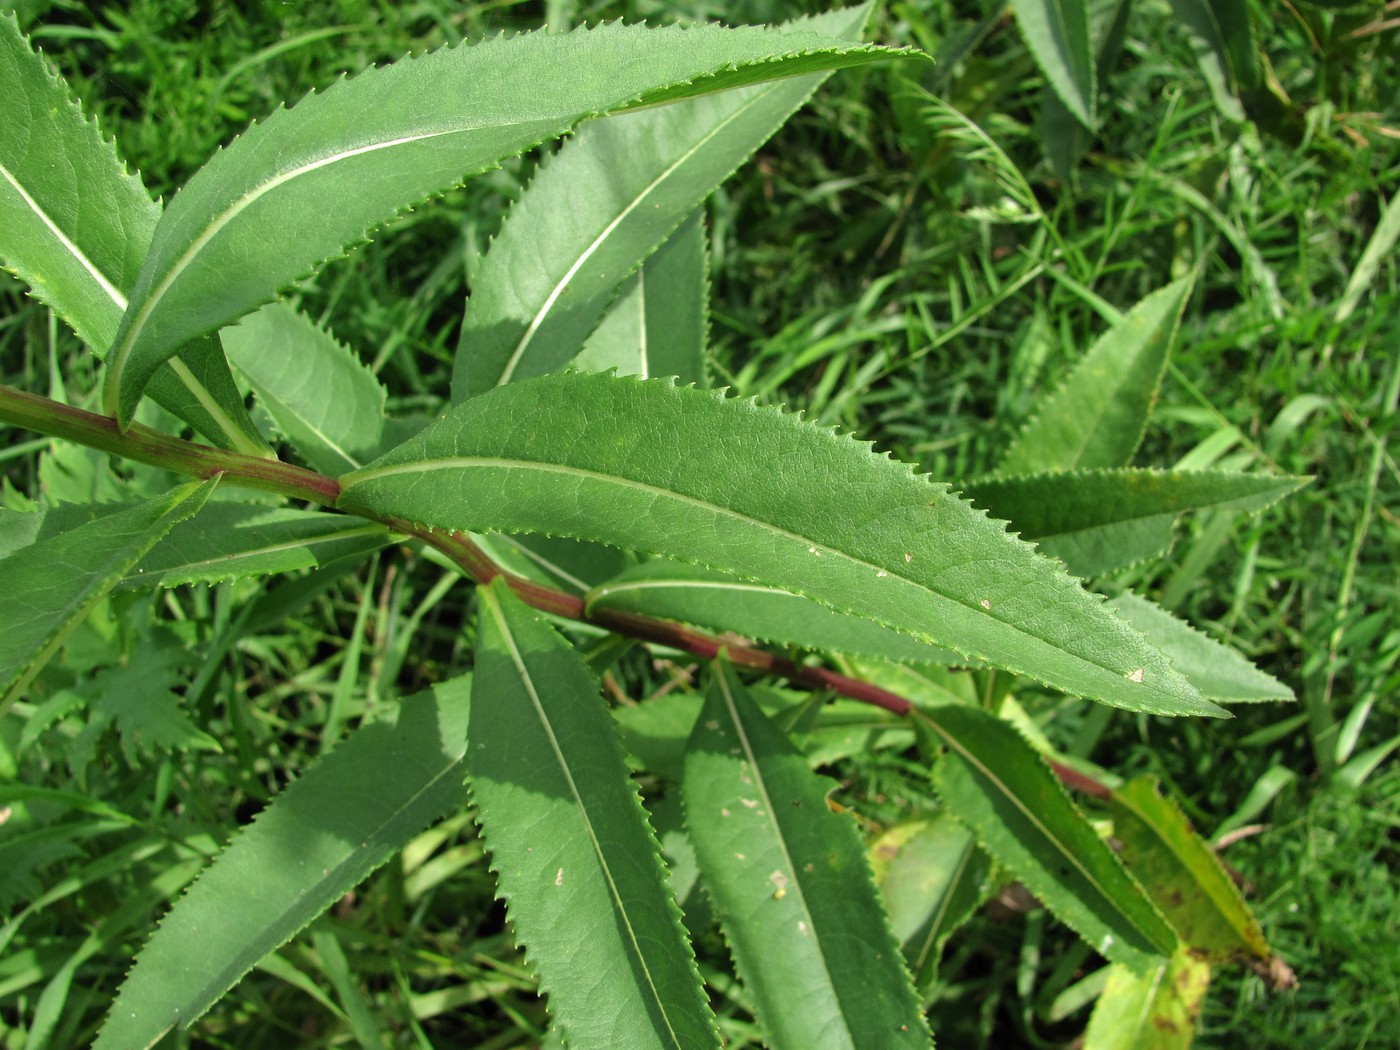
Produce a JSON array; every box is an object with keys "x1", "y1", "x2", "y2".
[
  {"x1": 93, "y1": 677, "x2": 473, "y2": 1050},
  {"x1": 471, "y1": 579, "x2": 716, "y2": 1050},
  {"x1": 683, "y1": 660, "x2": 931, "y2": 1049},
  {"x1": 339, "y1": 372, "x2": 1218, "y2": 716}
]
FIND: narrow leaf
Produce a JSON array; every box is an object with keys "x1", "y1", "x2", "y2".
[
  {"x1": 222, "y1": 303, "x2": 387, "y2": 475},
  {"x1": 0, "y1": 13, "x2": 269, "y2": 454},
  {"x1": 960, "y1": 468, "x2": 1309, "y2": 578},
  {"x1": 998, "y1": 279, "x2": 1191, "y2": 475},
  {"x1": 1011, "y1": 0, "x2": 1096, "y2": 127},
  {"x1": 121, "y1": 505, "x2": 391, "y2": 588},
  {"x1": 587, "y1": 558, "x2": 961, "y2": 665},
  {"x1": 683, "y1": 661, "x2": 931, "y2": 1049},
  {"x1": 339, "y1": 372, "x2": 1219, "y2": 716},
  {"x1": 1082, "y1": 947, "x2": 1211, "y2": 1050},
  {"x1": 573, "y1": 208, "x2": 709, "y2": 384},
  {"x1": 920, "y1": 703, "x2": 1177, "y2": 971},
  {"x1": 453, "y1": 6, "x2": 870, "y2": 397},
  {"x1": 1166, "y1": 0, "x2": 1258, "y2": 123},
  {"x1": 0, "y1": 479, "x2": 216, "y2": 711},
  {"x1": 103, "y1": 21, "x2": 910, "y2": 425},
  {"x1": 871, "y1": 816, "x2": 996, "y2": 988},
  {"x1": 471, "y1": 579, "x2": 716, "y2": 1050},
  {"x1": 1108, "y1": 776, "x2": 1269, "y2": 962},
  {"x1": 1107, "y1": 591, "x2": 1293, "y2": 703},
  {"x1": 94, "y1": 677, "x2": 473, "y2": 1050}
]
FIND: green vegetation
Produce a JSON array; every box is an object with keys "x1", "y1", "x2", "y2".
[{"x1": 1, "y1": 0, "x2": 1396, "y2": 1047}]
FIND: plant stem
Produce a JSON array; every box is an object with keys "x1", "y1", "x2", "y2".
[
  {"x1": 2, "y1": 382, "x2": 1113, "y2": 797},
  {"x1": 0, "y1": 385, "x2": 340, "y2": 503}
]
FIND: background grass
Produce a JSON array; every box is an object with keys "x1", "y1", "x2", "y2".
[{"x1": 1, "y1": 0, "x2": 1397, "y2": 1046}]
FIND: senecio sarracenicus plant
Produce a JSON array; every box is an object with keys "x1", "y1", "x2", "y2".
[{"x1": 0, "y1": 6, "x2": 1301, "y2": 1046}]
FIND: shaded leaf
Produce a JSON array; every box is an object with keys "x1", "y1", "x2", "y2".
[
  {"x1": 1109, "y1": 775, "x2": 1268, "y2": 962},
  {"x1": 960, "y1": 468, "x2": 1309, "y2": 578},
  {"x1": 339, "y1": 372, "x2": 1217, "y2": 716},
  {"x1": 471, "y1": 579, "x2": 716, "y2": 1050},
  {"x1": 870, "y1": 816, "x2": 996, "y2": 989},
  {"x1": 122, "y1": 504, "x2": 391, "y2": 589},
  {"x1": 920, "y1": 703, "x2": 1177, "y2": 971},
  {"x1": 1166, "y1": 0, "x2": 1258, "y2": 123},
  {"x1": 587, "y1": 558, "x2": 961, "y2": 665},
  {"x1": 222, "y1": 303, "x2": 387, "y2": 475},
  {"x1": 453, "y1": 6, "x2": 870, "y2": 397},
  {"x1": 998, "y1": 279, "x2": 1191, "y2": 475},
  {"x1": 1082, "y1": 946, "x2": 1211, "y2": 1049},
  {"x1": 93, "y1": 676, "x2": 473, "y2": 1050},
  {"x1": 1011, "y1": 0, "x2": 1096, "y2": 127},
  {"x1": 103, "y1": 20, "x2": 909, "y2": 424},
  {"x1": 0, "y1": 13, "x2": 269, "y2": 454},
  {"x1": 0, "y1": 479, "x2": 215, "y2": 710},
  {"x1": 683, "y1": 660, "x2": 930, "y2": 1048},
  {"x1": 574, "y1": 208, "x2": 709, "y2": 384},
  {"x1": 1107, "y1": 591, "x2": 1292, "y2": 703}
]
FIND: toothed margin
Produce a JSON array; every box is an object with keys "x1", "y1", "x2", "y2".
[{"x1": 336, "y1": 371, "x2": 1218, "y2": 716}]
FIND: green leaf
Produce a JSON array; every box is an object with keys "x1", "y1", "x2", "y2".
[
  {"x1": 0, "y1": 13, "x2": 270, "y2": 455},
  {"x1": 102, "y1": 21, "x2": 909, "y2": 425},
  {"x1": 870, "y1": 816, "x2": 996, "y2": 989},
  {"x1": 1108, "y1": 776, "x2": 1269, "y2": 962},
  {"x1": 573, "y1": 208, "x2": 709, "y2": 384},
  {"x1": 1082, "y1": 947, "x2": 1211, "y2": 1050},
  {"x1": 470, "y1": 579, "x2": 716, "y2": 1050},
  {"x1": 1011, "y1": 0, "x2": 1096, "y2": 128},
  {"x1": 94, "y1": 677, "x2": 473, "y2": 1050},
  {"x1": 339, "y1": 372, "x2": 1219, "y2": 716},
  {"x1": 1106, "y1": 591, "x2": 1293, "y2": 703},
  {"x1": 959, "y1": 468, "x2": 1309, "y2": 578},
  {"x1": 682, "y1": 661, "x2": 931, "y2": 1049},
  {"x1": 586, "y1": 558, "x2": 961, "y2": 665},
  {"x1": 0, "y1": 479, "x2": 216, "y2": 712},
  {"x1": 453, "y1": 6, "x2": 871, "y2": 398},
  {"x1": 221, "y1": 303, "x2": 387, "y2": 475},
  {"x1": 1165, "y1": 0, "x2": 1258, "y2": 123},
  {"x1": 920, "y1": 703, "x2": 1177, "y2": 971},
  {"x1": 998, "y1": 279, "x2": 1191, "y2": 475},
  {"x1": 122, "y1": 504, "x2": 391, "y2": 588}
]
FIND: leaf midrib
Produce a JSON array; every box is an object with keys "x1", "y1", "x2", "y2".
[{"x1": 343, "y1": 455, "x2": 1153, "y2": 689}]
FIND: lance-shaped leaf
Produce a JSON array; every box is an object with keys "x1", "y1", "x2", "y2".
[
  {"x1": 102, "y1": 22, "x2": 910, "y2": 426},
  {"x1": 870, "y1": 816, "x2": 996, "y2": 989},
  {"x1": 452, "y1": 7, "x2": 870, "y2": 398},
  {"x1": 1165, "y1": 0, "x2": 1258, "y2": 124},
  {"x1": 1106, "y1": 592, "x2": 1292, "y2": 703},
  {"x1": 339, "y1": 372, "x2": 1219, "y2": 716},
  {"x1": 0, "y1": 13, "x2": 269, "y2": 454},
  {"x1": 93, "y1": 677, "x2": 473, "y2": 1050},
  {"x1": 470, "y1": 580, "x2": 716, "y2": 1050},
  {"x1": 0, "y1": 478, "x2": 215, "y2": 711},
  {"x1": 587, "y1": 558, "x2": 961, "y2": 665},
  {"x1": 919, "y1": 703, "x2": 1177, "y2": 971},
  {"x1": 998, "y1": 279, "x2": 1191, "y2": 475},
  {"x1": 573, "y1": 208, "x2": 709, "y2": 384},
  {"x1": 1011, "y1": 0, "x2": 1096, "y2": 128},
  {"x1": 1108, "y1": 776, "x2": 1268, "y2": 963},
  {"x1": 119, "y1": 505, "x2": 391, "y2": 589},
  {"x1": 221, "y1": 303, "x2": 387, "y2": 475},
  {"x1": 959, "y1": 468, "x2": 1309, "y2": 578},
  {"x1": 682, "y1": 661, "x2": 931, "y2": 1049},
  {"x1": 1082, "y1": 947, "x2": 1211, "y2": 1050}
]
